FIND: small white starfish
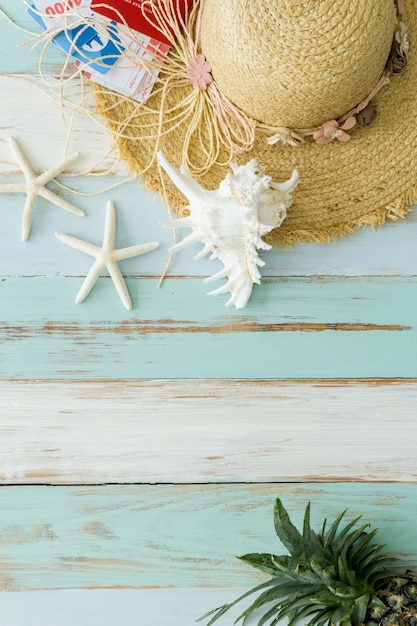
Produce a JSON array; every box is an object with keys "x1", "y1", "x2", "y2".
[
  {"x1": 0, "y1": 136, "x2": 85, "y2": 241},
  {"x1": 56, "y1": 200, "x2": 159, "y2": 310}
]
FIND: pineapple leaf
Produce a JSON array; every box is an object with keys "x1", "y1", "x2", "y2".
[
  {"x1": 236, "y1": 582, "x2": 323, "y2": 622},
  {"x1": 286, "y1": 605, "x2": 326, "y2": 626},
  {"x1": 303, "y1": 503, "x2": 312, "y2": 539},
  {"x1": 199, "y1": 499, "x2": 409, "y2": 626},
  {"x1": 369, "y1": 595, "x2": 387, "y2": 609},
  {"x1": 310, "y1": 588, "x2": 341, "y2": 605},
  {"x1": 310, "y1": 557, "x2": 337, "y2": 585},
  {"x1": 197, "y1": 580, "x2": 277, "y2": 625},
  {"x1": 337, "y1": 555, "x2": 357, "y2": 586},
  {"x1": 197, "y1": 604, "x2": 231, "y2": 625},
  {"x1": 323, "y1": 509, "x2": 347, "y2": 549},
  {"x1": 349, "y1": 529, "x2": 378, "y2": 563},
  {"x1": 328, "y1": 582, "x2": 357, "y2": 599},
  {"x1": 268, "y1": 556, "x2": 321, "y2": 584},
  {"x1": 271, "y1": 554, "x2": 299, "y2": 574},
  {"x1": 274, "y1": 499, "x2": 304, "y2": 556},
  {"x1": 352, "y1": 592, "x2": 371, "y2": 625},
  {"x1": 272, "y1": 594, "x2": 318, "y2": 622},
  {"x1": 331, "y1": 604, "x2": 355, "y2": 624},
  {"x1": 303, "y1": 503, "x2": 322, "y2": 558},
  {"x1": 339, "y1": 524, "x2": 371, "y2": 557},
  {"x1": 306, "y1": 607, "x2": 334, "y2": 626},
  {"x1": 257, "y1": 604, "x2": 280, "y2": 626},
  {"x1": 362, "y1": 556, "x2": 401, "y2": 583},
  {"x1": 239, "y1": 553, "x2": 284, "y2": 576},
  {"x1": 333, "y1": 516, "x2": 363, "y2": 553},
  {"x1": 235, "y1": 584, "x2": 293, "y2": 620},
  {"x1": 357, "y1": 548, "x2": 386, "y2": 574}
]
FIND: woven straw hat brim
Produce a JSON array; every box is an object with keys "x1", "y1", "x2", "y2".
[{"x1": 93, "y1": 4, "x2": 417, "y2": 247}]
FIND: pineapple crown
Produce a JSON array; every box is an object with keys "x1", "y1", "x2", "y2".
[{"x1": 199, "y1": 499, "x2": 406, "y2": 626}]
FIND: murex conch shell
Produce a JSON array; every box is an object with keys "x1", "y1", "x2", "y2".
[{"x1": 157, "y1": 153, "x2": 299, "y2": 308}]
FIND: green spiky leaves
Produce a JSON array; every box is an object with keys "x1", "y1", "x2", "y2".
[{"x1": 198, "y1": 499, "x2": 402, "y2": 626}]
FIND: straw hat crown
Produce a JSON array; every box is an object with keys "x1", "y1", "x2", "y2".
[{"x1": 200, "y1": 0, "x2": 397, "y2": 128}]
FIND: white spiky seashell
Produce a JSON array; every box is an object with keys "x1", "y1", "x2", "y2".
[{"x1": 158, "y1": 152, "x2": 299, "y2": 308}]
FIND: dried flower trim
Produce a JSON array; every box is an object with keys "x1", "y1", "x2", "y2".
[
  {"x1": 388, "y1": 21, "x2": 409, "y2": 72},
  {"x1": 263, "y1": 127, "x2": 305, "y2": 147},
  {"x1": 313, "y1": 117, "x2": 357, "y2": 145},
  {"x1": 356, "y1": 103, "x2": 378, "y2": 127},
  {"x1": 263, "y1": 1, "x2": 409, "y2": 146},
  {"x1": 186, "y1": 54, "x2": 213, "y2": 90}
]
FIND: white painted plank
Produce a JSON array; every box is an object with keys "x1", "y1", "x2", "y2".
[
  {"x1": 0, "y1": 75, "x2": 123, "y2": 176},
  {"x1": 1, "y1": 380, "x2": 416, "y2": 483},
  {"x1": 0, "y1": 589, "x2": 248, "y2": 626},
  {"x1": 1, "y1": 176, "x2": 417, "y2": 278}
]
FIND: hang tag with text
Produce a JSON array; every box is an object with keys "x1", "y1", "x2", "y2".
[{"x1": 90, "y1": 0, "x2": 193, "y2": 47}]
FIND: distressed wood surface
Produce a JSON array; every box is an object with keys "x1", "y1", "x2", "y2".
[
  {"x1": 0, "y1": 484, "x2": 416, "y2": 591},
  {"x1": 0, "y1": 589, "x2": 250, "y2": 626},
  {"x1": 1, "y1": 277, "x2": 416, "y2": 379},
  {"x1": 1, "y1": 5, "x2": 417, "y2": 622},
  {"x1": 1, "y1": 164, "x2": 417, "y2": 278},
  {"x1": 0, "y1": 380, "x2": 416, "y2": 484}
]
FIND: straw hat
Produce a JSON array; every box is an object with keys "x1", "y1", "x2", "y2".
[{"x1": 93, "y1": 0, "x2": 416, "y2": 246}]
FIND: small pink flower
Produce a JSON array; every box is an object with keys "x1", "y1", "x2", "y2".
[
  {"x1": 186, "y1": 54, "x2": 213, "y2": 90},
  {"x1": 313, "y1": 117, "x2": 357, "y2": 144}
]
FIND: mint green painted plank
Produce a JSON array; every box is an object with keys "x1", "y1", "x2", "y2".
[
  {"x1": 0, "y1": 484, "x2": 416, "y2": 591},
  {"x1": 1, "y1": 276, "x2": 416, "y2": 379},
  {"x1": 0, "y1": 589, "x2": 255, "y2": 626},
  {"x1": 0, "y1": 589, "x2": 248, "y2": 626}
]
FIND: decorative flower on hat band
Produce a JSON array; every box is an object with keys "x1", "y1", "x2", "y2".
[
  {"x1": 396, "y1": 21, "x2": 410, "y2": 56},
  {"x1": 255, "y1": 3, "x2": 408, "y2": 147},
  {"x1": 387, "y1": 21, "x2": 409, "y2": 73},
  {"x1": 89, "y1": 0, "x2": 411, "y2": 191},
  {"x1": 186, "y1": 54, "x2": 213, "y2": 90},
  {"x1": 312, "y1": 117, "x2": 357, "y2": 145},
  {"x1": 121, "y1": 0, "x2": 409, "y2": 168},
  {"x1": 263, "y1": 127, "x2": 305, "y2": 147},
  {"x1": 356, "y1": 103, "x2": 378, "y2": 127}
]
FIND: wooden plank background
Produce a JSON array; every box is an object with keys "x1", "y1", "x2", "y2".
[
  {"x1": 0, "y1": 484, "x2": 416, "y2": 590},
  {"x1": 0, "y1": 380, "x2": 416, "y2": 483},
  {"x1": 0, "y1": 3, "x2": 416, "y2": 625}
]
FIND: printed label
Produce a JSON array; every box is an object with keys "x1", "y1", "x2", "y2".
[
  {"x1": 29, "y1": 1, "x2": 124, "y2": 74},
  {"x1": 90, "y1": 0, "x2": 193, "y2": 47}
]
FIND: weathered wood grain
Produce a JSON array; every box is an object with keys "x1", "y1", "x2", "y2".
[
  {"x1": 0, "y1": 380, "x2": 416, "y2": 484},
  {"x1": 0, "y1": 589, "x2": 248, "y2": 626},
  {"x1": 0, "y1": 4, "x2": 51, "y2": 73},
  {"x1": 0, "y1": 484, "x2": 416, "y2": 591},
  {"x1": 0, "y1": 76, "x2": 122, "y2": 176},
  {"x1": 1, "y1": 277, "x2": 416, "y2": 379},
  {"x1": 1, "y1": 5, "x2": 416, "y2": 625},
  {"x1": 1, "y1": 164, "x2": 417, "y2": 278}
]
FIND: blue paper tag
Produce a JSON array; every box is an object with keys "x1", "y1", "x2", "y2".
[{"x1": 28, "y1": 4, "x2": 124, "y2": 74}]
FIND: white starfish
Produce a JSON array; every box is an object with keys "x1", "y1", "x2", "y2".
[
  {"x1": 56, "y1": 200, "x2": 159, "y2": 310},
  {"x1": 0, "y1": 136, "x2": 85, "y2": 241}
]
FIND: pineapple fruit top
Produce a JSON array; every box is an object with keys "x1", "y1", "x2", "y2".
[{"x1": 199, "y1": 499, "x2": 417, "y2": 626}]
